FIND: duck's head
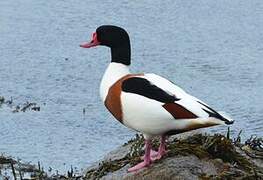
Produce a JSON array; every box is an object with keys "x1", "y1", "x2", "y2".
[{"x1": 80, "y1": 25, "x2": 131, "y2": 65}]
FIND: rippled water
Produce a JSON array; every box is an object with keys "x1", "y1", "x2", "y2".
[{"x1": 0, "y1": 0, "x2": 262, "y2": 172}]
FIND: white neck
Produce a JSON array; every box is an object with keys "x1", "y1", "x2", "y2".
[{"x1": 100, "y1": 62, "x2": 130, "y2": 101}]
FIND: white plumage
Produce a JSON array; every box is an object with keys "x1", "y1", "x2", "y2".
[{"x1": 101, "y1": 63, "x2": 230, "y2": 138}]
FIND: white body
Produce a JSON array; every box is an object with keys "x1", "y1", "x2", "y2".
[{"x1": 100, "y1": 63, "x2": 229, "y2": 138}]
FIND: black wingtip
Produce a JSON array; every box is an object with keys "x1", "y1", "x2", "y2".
[
  {"x1": 225, "y1": 120, "x2": 235, "y2": 125},
  {"x1": 198, "y1": 101, "x2": 234, "y2": 125}
]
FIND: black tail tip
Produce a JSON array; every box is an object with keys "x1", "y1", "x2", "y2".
[{"x1": 225, "y1": 120, "x2": 234, "y2": 125}]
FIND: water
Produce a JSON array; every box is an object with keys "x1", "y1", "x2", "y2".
[{"x1": 0, "y1": 0, "x2": 262, "y2": 173}]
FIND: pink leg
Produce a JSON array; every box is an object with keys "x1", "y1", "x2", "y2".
[
  {"x1": 140, "y1": 149, "x2": 158, "y2": 160},
  {"x1": 152, "y1": 135, "x2": 167, "y2": 160},
  {"x1": 128, "y1": 139, "x2": 152, "y2": 172},
  {"x1": 140, "y1": 136, "x2": 168, "y2": 161}
]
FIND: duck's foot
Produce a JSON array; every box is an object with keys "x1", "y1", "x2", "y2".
[
  {"x1": 128, "y1": 139, "x2": 152, "y2": 172},
  {"x1": 127, "y1": 160, "x2": 151, "y2": 172},
  {"x1": 151, "y1": 149, "x2": 168, "y2": 161},
  {"x1": 151, "y1": 135, "x2": 168, "y2": 161},
  {"x1": 140, "y1": 149, "x2": 158, "y2": 160},
  {"x1": 128, "y1": 136, "x2": 168, "y2": 172}
]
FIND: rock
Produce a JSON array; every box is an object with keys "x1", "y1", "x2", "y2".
[
  {"x1": 100, "y1": 156, "x2": 218, "y2": 180},
  {"x1": 85, "y1": 133, "x2": 263, "y2": 180}
]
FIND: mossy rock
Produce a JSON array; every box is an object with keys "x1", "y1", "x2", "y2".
[{"x1": 84, "y1": 133, "x2": 263, "y2": 180}]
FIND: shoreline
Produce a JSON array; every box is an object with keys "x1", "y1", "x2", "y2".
[{"x1": 1, "y1": 131, "x2": 262, "y2": 179}]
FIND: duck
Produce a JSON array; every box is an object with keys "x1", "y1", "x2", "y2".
[{"x1": 80, "y1": 25, "x2": 234, "y2": 172}]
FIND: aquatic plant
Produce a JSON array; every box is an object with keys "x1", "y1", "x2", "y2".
[
  {"x1": 0, "y1": 96, "x2": 40, "y2": 113},
  {"x1": 0, "y1": 155, "x2": 46, "y2": 179},
  {"x1": 85, "y1": 133, "x2": 263, "y2": 179}
]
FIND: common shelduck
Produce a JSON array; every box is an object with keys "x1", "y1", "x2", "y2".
[{"x1": 80, "y1": 25, "x2": 234, "y2": 172}]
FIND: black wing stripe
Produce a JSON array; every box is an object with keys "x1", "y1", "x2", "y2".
[{"x1": 122, "y1": 77, "x2": 180, "y2": 103}]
